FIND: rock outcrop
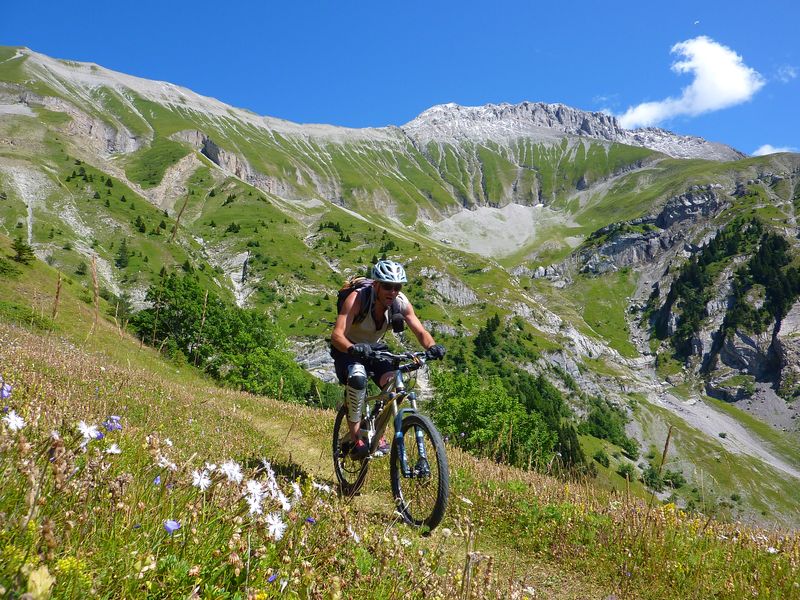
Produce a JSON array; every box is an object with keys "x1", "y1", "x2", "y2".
[{"x1": 402, "y1": 102, "x2": 744, "y2": 161}]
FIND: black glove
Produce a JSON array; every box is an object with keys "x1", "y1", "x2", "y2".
[
  {"x1": 425, "y1": 344, "x2": 446, "y2": 360},
  {"x1": 348, "y1": 343, "x2": 374, "y2": 359}
]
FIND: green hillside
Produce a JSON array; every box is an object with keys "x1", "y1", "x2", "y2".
[{"x1": 1, "y1": 249, "x2": 798, "y2": 598}]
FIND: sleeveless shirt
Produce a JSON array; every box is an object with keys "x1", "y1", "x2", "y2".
[{"x1": 347, "y1": 290, "x2": 409, "y2": 344}]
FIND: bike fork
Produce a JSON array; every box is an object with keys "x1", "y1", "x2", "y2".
[{"x1": 394, "y1": 393, "x2": 430, "y2": 477}]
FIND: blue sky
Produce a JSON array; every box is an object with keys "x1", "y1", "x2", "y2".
[{"x1": 2, "y1": 0, "x2": 797, "y2": 155}]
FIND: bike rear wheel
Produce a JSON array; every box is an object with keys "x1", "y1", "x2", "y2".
[
  {"x1": 332, "y1": 405, "x2": 369, "y2": 497},
  {"x1": 390, "y1": 413, "x2": 449, "y2": 531}
]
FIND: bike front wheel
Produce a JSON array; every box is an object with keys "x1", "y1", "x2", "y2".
[
  {"x1": 390, "y1": 413, "x2": 449, "y2": 531},
  {"x1": 332, "y1": 405, "x2": 369, "y2": 497}
]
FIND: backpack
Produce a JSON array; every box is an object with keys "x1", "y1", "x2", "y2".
[
  {"x1": 336, "y1": 276, "x2": 406, "y2": 330},
  {"x1": 336, "y1": 276, "x2": 374, "y2": 323}
]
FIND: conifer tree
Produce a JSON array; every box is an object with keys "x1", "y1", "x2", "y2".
[{"x1": 11, "y1": 236, "x2": 34, "y2": 264}]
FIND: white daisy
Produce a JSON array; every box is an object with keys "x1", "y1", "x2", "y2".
[
  {"x1": 2, "y1": 410, "x2": 25, "y2": 432},
  {"x1": 266, "y1": 512, "x2": 287, "y2": 541}
]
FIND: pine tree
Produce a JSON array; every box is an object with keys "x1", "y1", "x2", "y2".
[
  {"x1": 115, "y1": 239, "x2": 130, "y2": 269},
  {"x1": 11, "y1": 236, "x2": 34, "y2": 264}
]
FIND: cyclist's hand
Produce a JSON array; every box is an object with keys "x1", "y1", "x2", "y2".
[
  {"x1": 425, "y1": 344, "x2": 446, "y2": 360},
  {"x1": 348, "y1": 343, "x2": 374, "y2": 359},
  {"x1": 371, "y1": 342, "x2": 389, "y2": 354}
]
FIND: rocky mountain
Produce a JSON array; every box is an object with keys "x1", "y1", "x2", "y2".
[
  {"x1": 2, "y1": 45, "x2": 800, "y2": 524},
  {"x1": 402, "y1": 101, "x2": 745, "y2": 161}
]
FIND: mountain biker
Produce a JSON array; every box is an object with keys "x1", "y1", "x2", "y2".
[{"x1": 330, "y1": 259, "x2": 446, "y2": 459}]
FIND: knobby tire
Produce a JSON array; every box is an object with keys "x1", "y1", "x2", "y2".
[
  {"x1": 332, "y1": 405, "x2": 369, "y2": 497},
  {"x1": 390, "y1": 413, "x2": 449, "y2": 531}
]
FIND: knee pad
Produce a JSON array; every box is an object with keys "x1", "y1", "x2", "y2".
[{"x1": 346, "y1": 363, "x2": 367, "y2": 423}]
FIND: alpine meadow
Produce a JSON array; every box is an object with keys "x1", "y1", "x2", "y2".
[{"x1": 1, "y1": 46, "x2": 799, "y2": 598}]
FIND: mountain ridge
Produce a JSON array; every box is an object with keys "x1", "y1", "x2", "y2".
[{"x1": 3, "y1": 46, "x2": 743, "y2": 161}]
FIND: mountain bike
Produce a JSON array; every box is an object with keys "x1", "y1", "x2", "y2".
[{"x1": 332, "y1": 350, "x2": 449, "y2": 530}]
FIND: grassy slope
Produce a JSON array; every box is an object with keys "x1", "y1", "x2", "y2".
[{"x1": 1, "y1": 243, "x2": 799, "y2": 598}]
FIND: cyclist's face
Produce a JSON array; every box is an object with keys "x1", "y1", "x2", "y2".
[{"x1": 376, "y1": 282, "x2": 402, "y2": 304}]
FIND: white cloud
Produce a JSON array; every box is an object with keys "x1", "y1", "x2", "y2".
[
  {"x1": 776, "y1": 65, "x2": 797, "y2": 83},
  {"x1": 752, "y1": 144, "x2": 797, "y2": 156},
  {"x1": 619, "y1": 36, "x2": 765, "y2": 129}
]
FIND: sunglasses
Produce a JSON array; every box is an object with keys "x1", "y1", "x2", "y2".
[{"x1": 382, "y1": 283, "x2": 403, "y2": 292}]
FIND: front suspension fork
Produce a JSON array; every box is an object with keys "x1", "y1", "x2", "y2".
[{"x1": 393, "y1": 392, "x2": 430, "y2": 477}]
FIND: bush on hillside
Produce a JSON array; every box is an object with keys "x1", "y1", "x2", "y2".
[
  {"x1": 129, "y1": 272, "x2": 338, "y2": 405},
  {"x1": 428, "y1": 368, "x2": 557, "y2": 470}
]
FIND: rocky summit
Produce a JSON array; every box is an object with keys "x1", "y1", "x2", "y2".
[
  {"x1": 2, "y1": 45, "x2": 800, "y2": 524},
  {"x1": 402, "y1": 101, "x2": 745, "y2": 161}
]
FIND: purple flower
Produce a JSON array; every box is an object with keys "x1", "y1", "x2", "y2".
[
  {"x1": 305, "y1": 517, "x2": 316, "y2": 524},
  {"x1": 268, "y1": 573, "x2": 279, "y2": 583},
  {"x1": 0, "y1": 383, "x2": 12, "y2": 400},
  {"x1": 103, "y1": 416, "x2": 122, "y2": 431},
  {"x1": 164, "y1": 519, "x2": 180, "y2": 534},
  {"x1": 133, "y1": 523, "x2": 142, "y2": 529},
  {"x1": 95, "y1": 431, "x2": 105, "y2": 440},
  {"x1": 153, "y1": 475, "x2": 161, "y2": 486}
]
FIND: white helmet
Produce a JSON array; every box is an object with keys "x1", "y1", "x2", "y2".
[{"x1": 372, "y1": 259, "x2": 407, "y2": 283}]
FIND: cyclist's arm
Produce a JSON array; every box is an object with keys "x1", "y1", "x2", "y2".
[
  {"x1": 403, "y1": 302, "x2": 436, "y2": 350},
  {"x1": 331, "y1": 291, "x2": 360, "y2": 353}
]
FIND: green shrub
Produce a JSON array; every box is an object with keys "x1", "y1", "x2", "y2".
[{"x1": 592, "y1": 449, "x2": 610, "y2": 468}]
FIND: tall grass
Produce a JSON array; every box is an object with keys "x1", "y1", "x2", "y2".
[{"x1": 1, "y1": 321, "x2": 798, "y2": 598}]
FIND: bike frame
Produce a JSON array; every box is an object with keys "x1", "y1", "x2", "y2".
[{"x1": 362, "y1": 354, "x2": 430, "y2": 477}]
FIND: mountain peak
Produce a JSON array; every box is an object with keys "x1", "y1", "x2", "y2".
[{"x1": 402, "y1": 101, "x2": 744, "y2": 161}]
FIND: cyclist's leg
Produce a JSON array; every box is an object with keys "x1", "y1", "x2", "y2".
[{"x1": 345, "y1": 363, "x2": 367, "y2": 442}]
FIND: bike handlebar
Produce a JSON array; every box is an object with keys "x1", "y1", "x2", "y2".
[{"x1": 372, "y1": 350, "x2": 438, "y2": 372}]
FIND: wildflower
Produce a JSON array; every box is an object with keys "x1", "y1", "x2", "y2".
[
  {"x1": 103, "y1": 416, "x2": 122, "y2": 431},
  {"x1": 440, "y1": 528, "x2": 452, "y2": 537},
  {"x1": 192, "y1": 469, "x2": 211, "y2": 492},
  {"x1": 157, "y1": 455, "x2": 177, "y2": 471},
  {"x1": 766, "y1": 546, "x2": 779, "y2": 554},
  {"x1": 105, "y1": 444, "x2": 122, "y2": 455},
  {"x1": 305, "y1": 517, "x2": 316, "y2": 524},
  {"x1": 292, "y1": 482, "x2": 303, "y2": 503},
  {"x1": 153, "y1": 475, "x2": 161, "y2": 486},
  {"x1": 220, "y1": 460, "x2": 243, "y2": 484},
  {"x1": 266, "y1": 512, "x2": 287, "y2": 541},
  {"x1": 311, "y1": 481, "x2": 332, "y2": 494},
  {"x1": 1, "y1": 381, "x2": 12, "y2": 400},
  {"x1": 460, "y1": 497, "x2": 474, "y2": 506},
  {"x1": 77, "y1": 421, "x2": 101, "y2": 444},
  {"x1": 204, "y1": 462, "x2": 217, "y2": 472},
  {"x1": 2, "y1": 409, "x2": 25, "y2": 432},
  {"x1": 348, "y1": 525, "x2": 361, "y2": 543},
  {"x1": 246, "y1": 479, "x2": 264, "y2": 499},
  {"x1": 268, "y1": 573, "x2": 279, "y2": 583},
  {"x1": 164, "y1": 519, "x2": 180, "y2": 534},
  {"x1": 164, "y1": 438, "x2": 173, "y2": 447},
  {"x1": 246, "y1": 495, "x2": 263, "y2": 516},
  {"x1": 400, "y1": 537, "x2": 411, "y2": 547},
  {"x1": 50, "y1": 430, "x2": 60, "y2": 440}
]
